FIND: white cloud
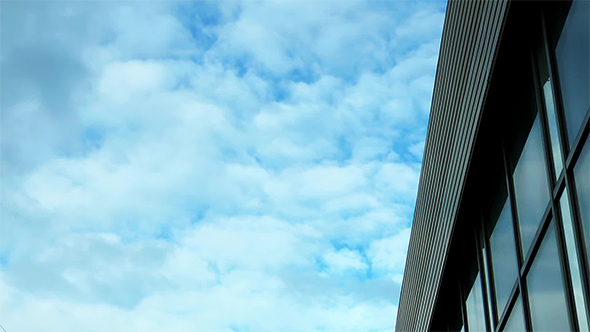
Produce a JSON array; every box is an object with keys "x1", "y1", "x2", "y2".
[
  {"x1": 374, "y1": 162, "x2": 421, "y2": 203},
  {"x1": 0, "y1": 0, "x2": 445, "y2": 331},
  {"x1": 367, "y1": 228, "x2": 412, "y2": 279},
  {"x1": 323, "y1": 248, "x2": 369, "y2": 274},
  {"x1": 409, "y1": 140, "x2": 426, "y2": 160},
  {"x1": 395, "y1": 8, "x2": 446, "y2": 40}
]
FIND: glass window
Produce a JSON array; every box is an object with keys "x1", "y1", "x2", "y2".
[
  {"x1": 574, "y1": 136, "x2": 590, "y2": 250},
  {"x1": 482, "y1": 246, "x2": 495, "y2": 329},
  {"x1": 542, "y1": 79, "x2": 564, "y2": 176},
  {"x1": 489, "y1": 200, "x2": 519, "y2": 317},
  {"x1": 502, "y1": 295, "x2": 526, "y2": 332},
  {"x1": 560, "y1": 190, "x2": 590, "y2": 331},
  {"x1": 537, "y1": 38, "x2": 564, "y2": 176},
  {"x1": 555, "y1": 0, "x2": 590, "y2": 146},
  {"x1": 513, "y1": 115, "x2": 550, "y2": 256},
  {"x1": 526, "y1": 223, "x2": 570, "y2": 331},
  {"x1": 466, "y1": 272, "x2": 487, "y2": 332}
]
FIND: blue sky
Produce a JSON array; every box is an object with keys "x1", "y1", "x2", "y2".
[{"x1": 0, "y1": 1, "x2": 445, "y2": 331}]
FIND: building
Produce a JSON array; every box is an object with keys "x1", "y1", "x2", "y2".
[{"x1": 395, "y1": 0, "x2": 589, "y2": 331}]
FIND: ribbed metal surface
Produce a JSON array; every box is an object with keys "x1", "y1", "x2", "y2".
[{"x1": 395, "y1": 0, "x2": 510, "y2": 330}]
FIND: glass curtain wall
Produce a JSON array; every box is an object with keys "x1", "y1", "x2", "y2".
[{"x1": 459, "y1": 1, "x2": 589, "y2": 331}]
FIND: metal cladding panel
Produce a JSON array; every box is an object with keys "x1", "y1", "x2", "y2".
[{"x1": 395, "y1": 0, "x2": 509, "y2": 330}]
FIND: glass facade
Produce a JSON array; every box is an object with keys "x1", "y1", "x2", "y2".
[
  {"x1": 502, "y1": 296, "x2": 526, "y2": 332},
  {"x1": 398, "y1": 2, "x2": 589, "y2": 330},
  {"x1": 512, "y1": 115, "x2": 550, "y2": 256},
  {"x1": 559, "y1": 190, "x2": 589, "y2": 332},
  {"x1": 466, "y1": 273, "x2": 487, "y2": 332},
  {"x1": 574, "y1": 136, "x2": 590, "y2": 248},
  {"x1": 489, "y1": 200, "x2": 519, "y2": 317},
  {"x1": 536, "y1": 36, "x2": 563, "y2": 176},
  {"x1": 555, "y1": 0, "x2": 590, "y2": 146},
  {"x1": 450, "y1": 1, "x2": 590, "y2": 331},
  {"x1": 526, "y1": 223, "x2": 570, "y2": 331}
]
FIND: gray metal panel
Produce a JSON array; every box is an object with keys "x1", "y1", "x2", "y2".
[{"x1": 395, "y1": 0, "x2": 510, "y2": 330}]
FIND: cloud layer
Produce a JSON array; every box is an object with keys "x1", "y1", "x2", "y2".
[{"x1": 0, "y1": 1, "x2": 445, "y2": 331}]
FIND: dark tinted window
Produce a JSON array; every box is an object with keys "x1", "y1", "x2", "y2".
[
  {"x1": 526, "y1": 223, "x2": 570, "y2": 331},
  {"x1": 489, "y1": 200, "x2": 519, "y2": 317},
  {"x1": 512, "y1": 115, "x2": 550, "y2": 256},
  {"x1": 502, "y1": 295, "x2": 526, "y2": 332},
  {"x1": 466, "y1": 273, "x2": 487, "y2": 332},
  {"x1": 555, "y1": 0, "x2": 590, "y2": 146},
  {"x1": 574, "y1": 136, "x2": 590, "y2": 257}
]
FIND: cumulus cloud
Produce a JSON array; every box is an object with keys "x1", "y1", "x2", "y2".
[
  {"x1": 323, "y1": 248, "x2": 369, "y2": 274},
  {"x1": 368, "y1": 228, "x2": 413, "y2": 282},
  {"x1": 0, "y1": 0, "x2": 445, "y2": 331}
]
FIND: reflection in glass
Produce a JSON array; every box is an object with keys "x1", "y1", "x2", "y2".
[
  {"x1": 513, "y1": 115, "x2": 550, "y2": 256},
  {"x1": 526, "y1": 223, "x2": 570, "y2": 331},
  {"x1": 489, "y1": 200, "x2": 519, "y2": 317},
  {"x1": 466, "y1": 273, "x2": 487, "y2": 332},
  {"x1": 503, "y1": 295, "x2": 526, "y2": 332},
  {"x1": 560, "y1": 190, "x2": 590, "y2": 331},
  {"x1": 555, "y1": 0, "x2": 590, "y2": 146},
  {"x1": 574, "y1": 137, "x2": 590, "y2": 253},
  {"x1": 537, "y1": 35, "x2": 564, "y2": 177},
  {"x1": 542, "y1": 79, "x2": 564, "y2": 176},
  {"x1": 482, "y1": 247, "x2": 495, "y2": 329}
]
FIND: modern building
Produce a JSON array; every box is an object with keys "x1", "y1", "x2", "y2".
[{"x1": 396, "y1": 0, "x2": 589, "y2": 331}]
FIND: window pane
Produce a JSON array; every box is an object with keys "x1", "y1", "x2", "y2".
[
  {"x1": 489, "y1": 200, "x2": 519, "y2": 317},
  {"x1": 537, "y1": 37, "x2": 564, "y2": 176},
  {"x1": 574, "y1": 136, "x2": 590, "y2": 251},
  {"x1": 555, "y1": 0, "x2": 590, "y2": 146},
  {"x1": 466, "y1": 273, "x2": 487, "y2": 332},
  {"x1": 513, "y1": 115, "x2": 550, "y2": 256},
  {"x1": 560, "y1": 190, "x2": 590, "y2": 331},
  {"x1": 542, "y1": 79, "x2": 564, "y2": 176},
  {"x1": 502, "y1": 295, "x2": 526, "y2": 332},
  {"x1": 526, "y1": 223, "x2": 570, "y2": 331}
]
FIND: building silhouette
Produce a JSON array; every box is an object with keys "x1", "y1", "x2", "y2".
[{"x1": 396, "y1": 0, "x2": 589, "y2": 331}]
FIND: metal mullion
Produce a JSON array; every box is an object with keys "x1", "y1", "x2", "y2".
[
  {"x1": 460, "y1": 279, "x2": 469, "y2": 332},
  {"x1": 474, "y1": 221, "x2": 492, "y2": 332},
  {"x1": 531, "y1": 26, "x2": 581, "y2": 330},
  {"x1": 553, "y1": 170, "x2": 566, "y2": 199},
  {"x1": 500, "y1": 141, "x2": 533, "y2": 332},
  {"x1": 481, "y1": 212, "x2": 499, "y2": 329},
  {"x1": 565, "y1": 111, "x2": 590, "y2": 170}
]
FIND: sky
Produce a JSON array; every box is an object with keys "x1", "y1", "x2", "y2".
[{"x1": 0, "y1": 1, "x2": 445, "y2": 331}]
